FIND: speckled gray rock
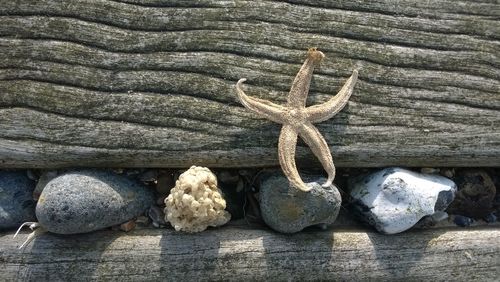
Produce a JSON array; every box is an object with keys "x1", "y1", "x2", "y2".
[
  {"x1": 349, "y1": 167, "x2": 456, "y2": 234},
  {"x1": 259, "y1": 172, "x2": 342, "y2": 233},
  {"x1": 0, "y1": 171, "x2": 36, "y2": 229},
  {"x1": 36, "y1": 170, "x2": 154, "y2": 234}
]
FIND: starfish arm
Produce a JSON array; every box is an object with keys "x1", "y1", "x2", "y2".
[
  {"x1": 287, "y1": 49, "x2": 325, "y2": 108},
  {"x1": 236, "y1": 78, "x2": 285, "y2": 124},
  {"x1": 298, "y1": 122, "x2": 336, "y2": 187},
  {"x1": 305, "y1": 70, "x2": 358, "y2": 123},
  {"x1": 278, "y1": 124, "x2": 311, "y2": 192}
]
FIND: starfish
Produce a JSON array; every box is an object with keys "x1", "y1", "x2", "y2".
[{"x1": 236, "y1": 48, "x2": 358, "y2": 192}]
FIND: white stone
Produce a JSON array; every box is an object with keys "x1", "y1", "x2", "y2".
[{"x1": 350, "y1": 167, "x2": 456, "y2": 234}]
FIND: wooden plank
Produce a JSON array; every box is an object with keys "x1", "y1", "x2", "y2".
[
  {"x1": 0, "y1": 0, "x2": 499, "y2": 168},
  {"x1": 1, "y1": 225, "x2": 499, "y2": 280}
]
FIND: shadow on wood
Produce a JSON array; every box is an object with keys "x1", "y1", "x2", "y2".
[{"x1": 1, "y1": 225, "x2": 499, "y2": 280}]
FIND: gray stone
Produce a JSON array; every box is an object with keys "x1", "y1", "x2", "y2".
[
  {"x1": 349, "y1": 167, "x2": 456, "y2": 234},
  {"x1": 36, "y1": 170, "x2": 154, "y2": 234},
  {"x1": 0, "y1": 171, "x2": 37, "y2": 230},
  {"x1": 259, "y1": 172, "x2": 342, "y2": 233}
]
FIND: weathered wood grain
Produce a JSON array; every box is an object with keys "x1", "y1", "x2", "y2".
[
  {"x1": 0, "y1": 0, "x2": 499, "y2": 168},
  {"x1": 1, "y1": 225, "x2": 499, "y2": 281}
]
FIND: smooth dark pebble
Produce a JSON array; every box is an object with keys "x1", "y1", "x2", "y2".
[
  {"x1": 453, "y1": 215, "x2": 474, "y2": 227},
  {"x1": 484, "y1": 212, "x2": 497, "y2": 223}
]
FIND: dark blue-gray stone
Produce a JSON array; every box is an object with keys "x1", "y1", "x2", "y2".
[
  {"x1": 453, "y1": 215, "x2": 474, "y2": 227},
  {"x1": 36, "y1": 170, "x2": 154, "y2": 234},
  {"x1": 259, "y1": 172, "x2": 342, "y2": 233},
  {"x1": 0, "y1": 171, "x2": 36, "y2": 230}
]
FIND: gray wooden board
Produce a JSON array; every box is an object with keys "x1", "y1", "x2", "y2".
[
  {"x1": 1, "y1": 225, "x2": 499, "y2": 280},
  {"x1": 0, "y1": 0, "x2": 499, "y2": 168}
]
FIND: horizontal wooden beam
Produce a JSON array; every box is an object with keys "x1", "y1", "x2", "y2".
[
  {"x1": 0, "y1": 0, "x2": 499, "y2": 168},
  {"x1": 1, "y1": 225, "x2": 499, "y2": 280}
]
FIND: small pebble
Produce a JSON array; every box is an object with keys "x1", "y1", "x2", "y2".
[
  {"x1": 430, "y1": 211, "x2": 449, "y2": 222},
  {"x1": 421, "y1": 168, "x2": 440, "y2": 174},
  {"x1": 453, "y1": 215, "x2": 474, "y2": 227},
  {"x1": 139, "y1": 169, "x2": 158, "y2": 183},
  {"x1": 135, "y1": 215, "x2": 151, "y2": 228},
  {"x1": 120, "y1": 220, "x2": 136, "y2": 232},
  {"x1": 484, "y1": 212, "x2": 497, "y2": 223},
  {"x1": 415, "y1": 211, "x2": 449, "y2": 228},
  {"x1": 26, "y1": 170, "x2": 38, "y2": 181},
  {"x1": 33, "y1": 170, "x2": 58, "y2": 200},
  {"x1": 36, "y1": 169, "x2": 154, "y2": 234},
  {"x1": 156, "y1": 196, "x2": 167, "y2": 206},
  {"x1": 218, "y1": 171, "x2": 240, "y2": 184},
  {"x1": 243, "y1": 191, "x2": 262, "y2": 225},
  {"x1": 259, "y1": 171, "x2": 341, "y2": 233},
  {"x1": 148, "y1": 205, "x2": 167, "y2": 227},
  {"x1": 349, "y1": 167, "x2": 456, "y2": 234},
  {"x1": 125, "y1": 169, "x2": 142, "y2": 177},
  {"x1": 236, "y1": 179, "x2": 245, "y2": 193},
  {"x1": 440, "y1": 168, "x2": 455, "y2": 178},
  {"x1": 238, "y1": 169, "x2": 260, "y2": 189},
  {"x1": 219, "y1": 176, "x2": 246, "y2": 220},
  {"x1": 112, "y1": 168, "x2": 125, "y2": 174},
  {"x1": 155, "y1": 171, "x2": 174, "y2": 196},
  {"x1": 447, "y1": 170, "x2": 496, "y2": 219},
  {"x1": 0, "y1": 171, "x2": 37, "y2": 230},
  {"x1": 238, "y1": 169, "x2": 255, "y2": 179}
]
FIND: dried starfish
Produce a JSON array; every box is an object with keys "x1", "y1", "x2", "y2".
[{"x1": 236, "y1": 48, "x2": 358, "y2": 192}]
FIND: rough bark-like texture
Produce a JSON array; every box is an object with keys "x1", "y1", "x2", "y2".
[
  {"x1": 0, "y1": 0, "x2": 499, "y2": 168},
  {"x1": 1, "y1": 225, "x2": 499, "y2": 280}
]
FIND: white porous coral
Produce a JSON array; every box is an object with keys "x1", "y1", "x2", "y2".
[{"x1": 164, "y1": 166, "x2": 231, "y2": 232}]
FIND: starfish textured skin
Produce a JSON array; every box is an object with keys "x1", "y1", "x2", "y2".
[{"x1": 236, "y1": 48, "x2": 358, "y2": 192}]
